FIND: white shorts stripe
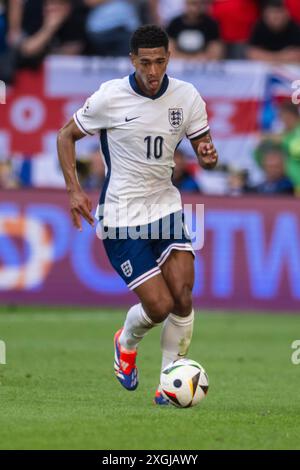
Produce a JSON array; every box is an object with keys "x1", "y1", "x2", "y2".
[
  {"x1": 127, "y1": 266, "x2": 160, "y2": 288},
  {"x1": 128, "y1": 267, "x2": 161, "y2": 291},
  {"x1": 156, "y1": 243, "x2": 195, "y2": 267}
]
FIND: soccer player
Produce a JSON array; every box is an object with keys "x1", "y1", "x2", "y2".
[{"x1": 57, "y1": 25, "x2": 218, "y2": 404}]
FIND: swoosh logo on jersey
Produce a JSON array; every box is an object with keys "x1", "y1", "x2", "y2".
[{"x1": 125, "y1": 116, "x2": 140, "y2": 122}]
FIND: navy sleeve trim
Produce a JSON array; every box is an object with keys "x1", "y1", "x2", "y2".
[
  {"x1": 187, "y1": 126, "x2": 210, "y2": 140},
  {"x1": 74, "y1": 112, "x2": 94, "y2": 136}
]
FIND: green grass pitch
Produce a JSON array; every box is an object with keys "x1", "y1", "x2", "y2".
[{"x1": 0, "y1": 306, "x2": 299, "y2": 450}]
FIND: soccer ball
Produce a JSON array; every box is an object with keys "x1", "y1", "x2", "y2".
[{"x1": 160, "y1": 358, "x2": 209, "y2": 408}]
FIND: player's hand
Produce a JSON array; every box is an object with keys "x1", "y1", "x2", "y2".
[
  {"x1": 197, "y1": 141, "x2": 218, "y2": 169},
  {"x1": 69, "y1": 189, "x2": 94, "y2": 231}
]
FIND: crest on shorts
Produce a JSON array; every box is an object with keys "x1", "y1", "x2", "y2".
[
  {"x1": 169, "y1": 108, "x2": 183, "y2": 128},
  {"x1": 121, "y1": 260, "x2": 133, "y2": 277}
]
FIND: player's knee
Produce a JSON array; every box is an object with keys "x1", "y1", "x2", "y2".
[
  {"x1": 145, "y1": 296, "x2": 175, "y2": 323},
  {"x1": 173, "y1": 286, "x2": 193, "y2": 317}
]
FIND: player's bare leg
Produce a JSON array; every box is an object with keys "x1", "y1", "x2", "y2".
[
  {"x1": 161, "y1": 250, "x2": 194, "y2": 317},
  {"x1": 114, "y1": 274, "x2": 174, "y2": 391},
  {"x1": 153, "y1": 250, "x2": 195, "y2": 402},
  {"x1": 116, "y1": 250, "x2": 195, "y2": 402},
  {"x1": 148, "y1": 250, "x2": 194, "y2": 403},
  {"x1": 119, "y1": 273, "x2": 174, "y2": 349}
]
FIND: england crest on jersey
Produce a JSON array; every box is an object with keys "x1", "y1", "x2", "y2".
[
  {"x1": 121, "y1": 260, "x2": 133, "y2": 277},
  {"x1": 169, "y1": 108, "x2": 183, "y2": 128}
]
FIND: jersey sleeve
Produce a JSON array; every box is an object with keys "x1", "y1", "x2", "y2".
[
  {"x1": 186, "y1": 87, "x2": 210, "y2": 141},
  {"x1": 73, "y1": 85, "x2": 110, "y2": 135}
]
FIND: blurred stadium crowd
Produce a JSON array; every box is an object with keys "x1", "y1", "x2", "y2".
[{"x1": 1, "y1": 0, "x2": 300, "y2": 196}]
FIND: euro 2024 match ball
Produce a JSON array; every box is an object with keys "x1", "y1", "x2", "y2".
[{"x1": 160, "y1": 358, "x2": 209, "y2": 408}]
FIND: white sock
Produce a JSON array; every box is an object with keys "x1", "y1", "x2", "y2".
[
  {"x1": 119, "y1": 303, "x2": 157, "y2": 351},
  {"x1": 160, "y1": 309, "x2": 194, "y2": 371}
]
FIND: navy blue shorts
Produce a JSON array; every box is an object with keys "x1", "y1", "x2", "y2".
[{"x1": 100, "y1": 211, "x2": 194, "y2": 290}]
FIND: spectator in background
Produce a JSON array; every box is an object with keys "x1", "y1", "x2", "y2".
[
  {"x1": 13, "y1": 0, "x2": 87, "y2": 69},
  {"x1": 285, "y1": 0, "x2": 300, "y2": 25},
  {"x1": 261, "y1": 0, "x2": 300, "y2": 25},
  {"x1": 166, "y1": 0, "x2": 223, "y2": 60},
  {"x1": 172, "y1": 149, "x2": 201, "y2": 192},
  {"x1": 247, "y1": 0, "x2": 300, "y2": 63},
  {"x1": 0, "y1": 1, "x2": 17, "y2": 83},
  {"x1": 254, "y1": 147, "x2": 294, "y2": 195},
  {"x1": 84, "y1": 0, "x2": 140, "y2": 56},
  {"x1": 14, "y1": 152, "x2": 66, "y2": 188},
  {"x1": 0, "y1": 0, "x2": 6, "y2": 53},
  {"x1": 136, "y1": 0, "x2": 152, "y2": 25},
  {"x1": 77, "y1": 149, "x2": 105, "y2": 190},
  {"x1": 76, "y1": 159, "x2": 90, "y2": 188},
  {"x1": 6, "y1": 0, "x2": 43, "y2": 48},
  {"x1": 0, "y1": 159, "x2": 19, "y2": 188},
  {"x1": 211, "y1": 0, "x2": 260, "y2": 59},
  {"x1": 148, "y1": 0, "x2": 185, "y2": 26},
  {"x1": 226, "y1": 167, "x2": 251, "y2": 196},
  {"x1": 86, "y1": 149, "x2": 105, "y2": 189},
  {"x1": 279, "y1": 102, "x2": 300, "y2": 195}
]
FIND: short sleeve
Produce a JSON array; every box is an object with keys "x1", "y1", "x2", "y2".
[
  {"x1": 73, "y1": 85, "x2": 110, "y2": 135},
  {"x1": 186, "y1": 87, "x2": 209, "y2": 140}
]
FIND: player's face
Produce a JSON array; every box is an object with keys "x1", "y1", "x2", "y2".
[{"x1": 131, "y1": 47, "x2": 170, "y2": 96}]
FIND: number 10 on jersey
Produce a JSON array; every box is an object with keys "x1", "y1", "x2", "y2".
[{"x1": 144, "y1": 136, "x2": 164, "y2": 159}]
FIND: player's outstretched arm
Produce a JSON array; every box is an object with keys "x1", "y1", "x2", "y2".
[
  {"x1": 57, "y1": 118, "x2": 95, "y2": 231},
  {"x1": 191, "y1": 132, "x2": 218, "y2": 170}
]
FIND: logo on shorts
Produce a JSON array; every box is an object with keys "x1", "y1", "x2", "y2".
[
  {"x1": 169, "y1": 108, "x2": 183, "y2": 128},
  {"x1": 121, "y1": 260, "x2": 133, "y2": 277}
]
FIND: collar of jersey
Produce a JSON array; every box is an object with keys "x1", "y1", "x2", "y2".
[{"x1": 129, "y1": 73, "x2": 169, "y2": 100}]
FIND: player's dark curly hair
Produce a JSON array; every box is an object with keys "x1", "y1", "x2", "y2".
[{"x1": 130, "y1": 25, "x2": 169, "y2": 54}]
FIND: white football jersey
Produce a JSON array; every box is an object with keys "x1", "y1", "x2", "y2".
[{"x1": 74, "y1": 74, "x2": 209, "y2": 227}]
